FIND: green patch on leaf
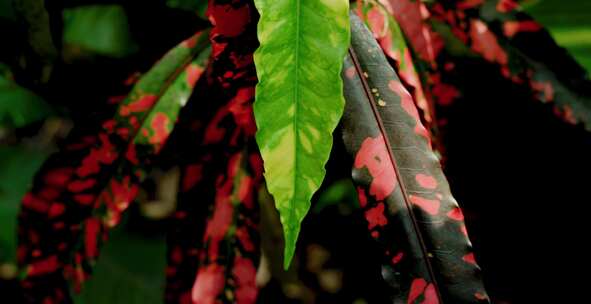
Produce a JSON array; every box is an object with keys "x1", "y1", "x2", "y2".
[{"x1": 252, "y1": 0, "x2": 350, "y2": 269}]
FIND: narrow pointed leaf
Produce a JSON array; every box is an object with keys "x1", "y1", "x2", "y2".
[
  {"x1": 252, "y1": 0, "x2": 351, "y2": 268},
  {"x1": 17, "y1": 30, "x2": 210, "y2": 302},
  {"x1": 340, "y1": 15, "x2": 489, "y2": 303}
]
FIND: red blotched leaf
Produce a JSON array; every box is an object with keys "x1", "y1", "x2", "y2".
[
  {"x1": 165, "y1": 1, "x2": 262, "y2": 303},
  {"x1": 340, "y1": 15, "x2": 489, "y2": 303},
  {"x1": 17, "y1": 29, "x2": 211, "y2": 302}
]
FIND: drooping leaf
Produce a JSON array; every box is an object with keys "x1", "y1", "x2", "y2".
[
  {"x1": 17, "y1": 30, "x2": 210, "y2": 302},
  {"x1": 166, "y1": 1, "x2": 262, "y2": 302},
  {"x1": 252, "y1": 0, "x2": 351, "y2": 269},
  {"x1": 340, "y1": 14, "x2": 489, "y2": 303}
]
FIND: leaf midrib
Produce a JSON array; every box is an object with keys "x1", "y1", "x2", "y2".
[{"x1": 290, "y1": 0, "x2": 301, "y2": 227}]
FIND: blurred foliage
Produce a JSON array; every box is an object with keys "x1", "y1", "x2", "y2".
[
  {"x1": 526, "y1": 0, "x2": 591, "y2": 70},
  {"x1": 0, "y1": 146, "x2": 48, "y2": 264},
  {"x1": 0, "y1": 63, "x2": 53, "y2": 128},
  {"x1": 73, "y1": 218, "x2": 166, "y2": 304},
  {"x1": 62, "y1": 5, "x2": 137, "y2": 59}
]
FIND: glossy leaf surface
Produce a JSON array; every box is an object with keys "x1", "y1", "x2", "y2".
[{"x1": 340, "y1": 14, "x2": 489, "y2": 303}]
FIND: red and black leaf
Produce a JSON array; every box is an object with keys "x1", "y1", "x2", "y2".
[
  {"x1": 165, "y1": 1, "x2": 262, "y2": 303},
  {"x1": 340, "y1": 14, "x2": 489, "y2": 303},
  {"x1": 17, "y1": 30, "x2": 211, "y2": 303}
]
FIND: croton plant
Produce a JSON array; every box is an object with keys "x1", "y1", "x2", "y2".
[{"x1": 4, "y1": 0, "x2": 589, "y2": 303}]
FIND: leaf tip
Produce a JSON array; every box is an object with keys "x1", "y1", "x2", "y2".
[{"x1": 282, "y1": 227, "x2": 299, "y2": 270}]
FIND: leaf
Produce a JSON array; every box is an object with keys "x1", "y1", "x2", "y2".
[
  {"x1": 166, "y1": 2, "x2": 263, "y2": 302},
  {"x1": 17, "y1": 30, "x2": 210, "y2": 302},
  {"x1": 252, "y1": 0, "x2": 351, "y2": 269},
  {"x1": 354, "y1": 0, "x2": 435, "y2": 132},
  {"x1": 340, "y1": 14, "x2": 489, "y2": 303},
  {"x1": 62, "y1": 5, "x2": 137, "y2": 58},
  {"x1": 426, "y1": 1, "x2": 591, "y2": 130}
]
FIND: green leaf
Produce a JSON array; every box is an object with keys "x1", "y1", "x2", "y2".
[
  {"x1": 252, "y1": 0, "x2": 350, "y2": 269},
  {"x1": 63, "y1": 5, "x2": 137, "y2": 58}
]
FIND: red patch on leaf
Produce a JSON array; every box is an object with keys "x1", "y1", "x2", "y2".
[
  {"x1": 530, "y1": 80, "x2": 555, "y2": 103},
  {"x1": 22, "y1": 193, "x2": 49, "y2": 213},
  {"x1": 28, "y1": 256, "x2": 59, "y2": 276},
  {"x1": 48, "y1": 203, "x2": 65, "y2": 218},
  {"x1": 432, "y1": 82, "x2": 460, "y2": 106},
  {"x1": 408, "y1": 278, "x2": 439, "y2": 304},
  {"x1": 475, "y1": 292, "x2": 488, "y2": 300},
  {"x1": 44, "y1": 168, "x2": 74, "y2": 187},
  {"x1": 388, "y1": 80, "x2": 431, "y2": 145},
  {"x1": 68, "y1": 179, "x2": 96, "y2": 192},
  {"x1": 392, "y1": 251, "x2": 404, "y2": 264},
  {"x1": 389, "y1": 0, "x2": 443, "y2": 62},
  {"x1": 84, "y1": 218, "x2": 101, "y2": 258},
  {"x1": 119, "y1": 95, "x2": 158, "y2": 117},
  {"x1": 409, "y1": 195, "x2": 440, "y2": 215},
  {"x1": 470, "y1": 20, "x2": 508, "y2": 65},
  {"x1": 365, "y1": 202, "x2": 388, "y2": 230},
  {"x1": 345, "y1": 66, "x2": 356, "y2": 79},
  {"x1": 233, "y1": 256, "x2": 258, "y2": 304},
  {"x1": 77, "y1": 134, "x2": 117, "y2": 177},
  {"x1": 497, "y1": 0, "x2": 519, "y2": 12},
  {"x1": 503, "y1": 20, "x2": 541, "y2": 38},
  {"x1": 415, "y1": 174, "x2": 437, "y2": 189},
  {"x1": 460, "y1": 224, "x2": 468, "y2": 236},
  {"x1": 354, "y1": 135, "x2": 397, "y2": 200},
  {"x1": 447, "y1": 207, "x2": 464, "y2": 221},
  {"x1": 357, "y1": 187, "x2": 368, "y2": 208},
  {"x1": 125, "y1": 144, "x2": 139, "y2": 165},
  {"x1": 457, "y1": 0, "x2": 484, "y2": 10},
  {"x1": 191, "y1": 264, "x2": 225, "y2": 304},
  {"x1": 236, "y1": 227, "x2": 255, "y2": 252},
  {"x1": 74, "y1": 194, "x2": 95, "y2": 205},
  {"x1": 186, "y1": 64, "x2": 204, "y2": 87},
  {"x1": 182, "y1": 164, "x2": 203, "y2": 192},
  {"x1": 204, "y1": 195, "x2": 233, "y2": 247},
  {"x1": 109, "y1": 176, "x2": 139, "y2": 212},
  {"x1": 208, "y1": 3, "x2": 251, "y2": 38},
  {"x1": 463, "y1": 253, "x2": 477, "y2": 265},
  {"x1": 38, "y1": 187, "x2": 59, "y2": 200},
  {"x1": 149, "y1": 112, "x2": 171, "y2": 147}
]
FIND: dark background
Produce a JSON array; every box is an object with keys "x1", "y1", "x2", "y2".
[{"x1": 1, "y1": 0, "x2": 590, "y2": 303}]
